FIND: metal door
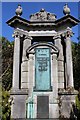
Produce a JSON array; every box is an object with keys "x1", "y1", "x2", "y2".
[{"x1": 37, "y1": 96, "x2": 49, "y2": 118}]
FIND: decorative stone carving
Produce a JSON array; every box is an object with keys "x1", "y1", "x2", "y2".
[
  {"x1": 12, "y1": 28, "x2": 28, "y2": 39},
  {"x1": 24, "y1": 35, "x2": 32, "y2": 41},
  {"x1": 39, "y1": 8, "x2": 47, "y2": 20},
  {"x1": 47, "y1": 13, "x2": 56, "y2": 21},
  {"x1": 66, "y1": 27, "x2": 73, "y2": 37},
  {"x1": 30, "y1": 8, "x2": 56, "y2": 21},
  {"x1": 26, "y1": 42, "x2": 59, "y2": 56},
  {"x1": 12, "y1": 31, "x2": 23, "y2": 38},
  {"x1": 61, "y1": 27, "x2": 73, "y2": 39}
]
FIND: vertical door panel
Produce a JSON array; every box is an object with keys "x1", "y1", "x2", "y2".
[{"x1": 37, "y1": 96, "x2": 49, "y2": 118}]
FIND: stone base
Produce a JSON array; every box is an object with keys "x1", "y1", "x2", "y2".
[
  {"x1": 10, "y1": 89, "x2": 28, "y2": 119},
  {"x1": 11, "y1": 88, "x2": 78, "y2": 119},
  {"x1": 49, "y1": 103, "x2": 59, "y2": 118},
  {"x1": 58, "y1": 88, "x2": 78, "y2": 119}
]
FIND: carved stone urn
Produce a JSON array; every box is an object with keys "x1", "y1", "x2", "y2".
[
  {"x1": 15, "y1": 4, "x2": 22, "y2": 16},
  {"x1": 63, "y1": 3, "x2": 70, "y2": 15}
]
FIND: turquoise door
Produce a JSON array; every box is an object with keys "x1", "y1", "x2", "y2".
[
  {"x1": 27, "y1": 102, "x2": 34, "y2": 118},
  {"x1": 27, "y1": 93, "x2": 34, "y2": 118},
  {"x1": 35, "y1": 48, "x2": 51, "y2": 91}
]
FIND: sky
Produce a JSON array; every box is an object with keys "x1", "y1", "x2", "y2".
[{"x1": 1, "y1": 1, "x2": 80, "y2": 42}]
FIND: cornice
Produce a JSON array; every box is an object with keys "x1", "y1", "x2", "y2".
[{"x1": 6, "y1": 14, "x2": 80, "y2": 29}]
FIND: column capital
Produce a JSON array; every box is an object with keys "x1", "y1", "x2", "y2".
[
  {"x1": 61, "y1": 27, "x2": 73, "y2": 39},
  {"x1": 24, "y1": 35, "x2": 33, "y2": 40},
  {"x1": 12, "y1": 28, "x2": 28, "y2": 38},
  {"x1": 53, "y1": 34, "x2": 61, "y2": 40},
  {"x1": 12, "y1": 30, "x2": 23, "y2": 38}
]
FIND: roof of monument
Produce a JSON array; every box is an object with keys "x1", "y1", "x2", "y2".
[
  {"x1": 55, "y1": 14, "x2": 80, "y2": 26},
  {"x1": 6, "y1": 5, "x2": 80, "y2": 30},
  {"x1": 6, "y1": 14, "x2": 80, "y2": 29}
]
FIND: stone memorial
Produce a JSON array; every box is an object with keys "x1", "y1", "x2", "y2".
[{"x1": 6, "y1": 4, "x2": 79, "y2": 119}]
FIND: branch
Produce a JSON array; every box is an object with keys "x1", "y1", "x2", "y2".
[{"x1": 0, "y1": 63, "x2": 11, "y2": 79}]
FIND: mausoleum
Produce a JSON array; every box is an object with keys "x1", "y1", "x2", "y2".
[{"x1": 6, "y1": 3, "x2": 79, "y2": 119}]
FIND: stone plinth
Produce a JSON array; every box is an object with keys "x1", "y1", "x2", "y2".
[
  {"x1": 58, "y1": 88, "x2": 78, "y2": 118},
  {"x1": 10, "y1": 89, "x2": 28, "y2": 119}
]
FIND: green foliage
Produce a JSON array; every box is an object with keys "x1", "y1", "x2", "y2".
[
  {"x1": 75, "y1": 95, "x2": 80, "y2": 111},
  {"x1": 0, "y1": 37, "x2": 14, "y2": 120},
  {"x1": 1, "y1": 37, "x2": 14, "y2": 90},
  {"x1": 72, "y1": 41, "x2": 80, "y2": 90},
  {"x1": 2, "y1": 88, "x2": 12, "y2": 120},
  {"x1": 75, "y1": 89, "x2": 80, "y2": 119},
  {"x1": 0, "y1": 84, "x2": 2, "y2": 119}
]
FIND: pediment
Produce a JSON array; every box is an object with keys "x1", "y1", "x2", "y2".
[{"x1": 26, "y1": 42, "x2": 59, "y2": 57}]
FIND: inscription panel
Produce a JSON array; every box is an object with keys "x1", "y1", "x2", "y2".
[{"x1": 35, "y1": 48, "x2": 51, "y2": 90}]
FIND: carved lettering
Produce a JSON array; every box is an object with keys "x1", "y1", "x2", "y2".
[{"x1": 37, "y1": 57, "x2": 48, "y2": 71}]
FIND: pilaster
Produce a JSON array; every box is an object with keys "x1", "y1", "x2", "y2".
[
  {"x1": 28, "y1": 54, "x2": 34, "y2": 96},
  {"x1": 21, "y1": 35, "x2": 32, "y2": 89},
  {"x1": 50, "y1": 53, "x2": 59, "y2": 118},
  {"x1": 52, "y1": 54, "x2": 58, "y2": 98},
  {"x1": 54, "y1": 35, "x2": 64, "y2": 88},
  {"x1": 22, "y1": 35, "x2": 32, "y2": 62}
]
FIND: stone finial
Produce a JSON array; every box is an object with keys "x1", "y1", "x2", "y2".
[
  {"x1": 63, "y1": 3, "x2": 70, "y2": 15},
  {"x1": 15, "y1": 4, "x2": 22, "y2": 16},
  {"x1": 40, "y1": 8, "x2": 45, "y2": 12}
]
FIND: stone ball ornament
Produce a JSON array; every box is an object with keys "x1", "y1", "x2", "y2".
[
  {"x1": 63, "y1": 3, "x2": 70, "y2": 15},
  {"x1": 15, "y1": 4, "x2": 23, "y2": 16}
]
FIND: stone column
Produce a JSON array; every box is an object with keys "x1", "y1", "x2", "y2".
[
  {"x1": 12, "y1": 30, "x2": 23, "y2": 90},
  {"x1": 54, "y1": 35, "x2": 64, "y2": 88},
  {"x1": 50, "y1": 53, "x2": 59, "y2": 118},
  {"x1": 64, "y1": 28, "x2": 74, "y2": 88},
  {"x1": 21, "y1": 35, "x2": 32, "y2": 89}
]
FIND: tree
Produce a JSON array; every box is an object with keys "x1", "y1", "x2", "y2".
[
  {"x1": 0, "y1": 37, "x2": 14, "y2": 119},
  {"x1": 72, "y1": 40, "x2": 80, "y2": 90},
  {"x1": 1, "y1": 37, "x2": 14, "y2": 90},
  {"x1": 2, "y1": 88, "x2": 12, "y2": 120}
]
